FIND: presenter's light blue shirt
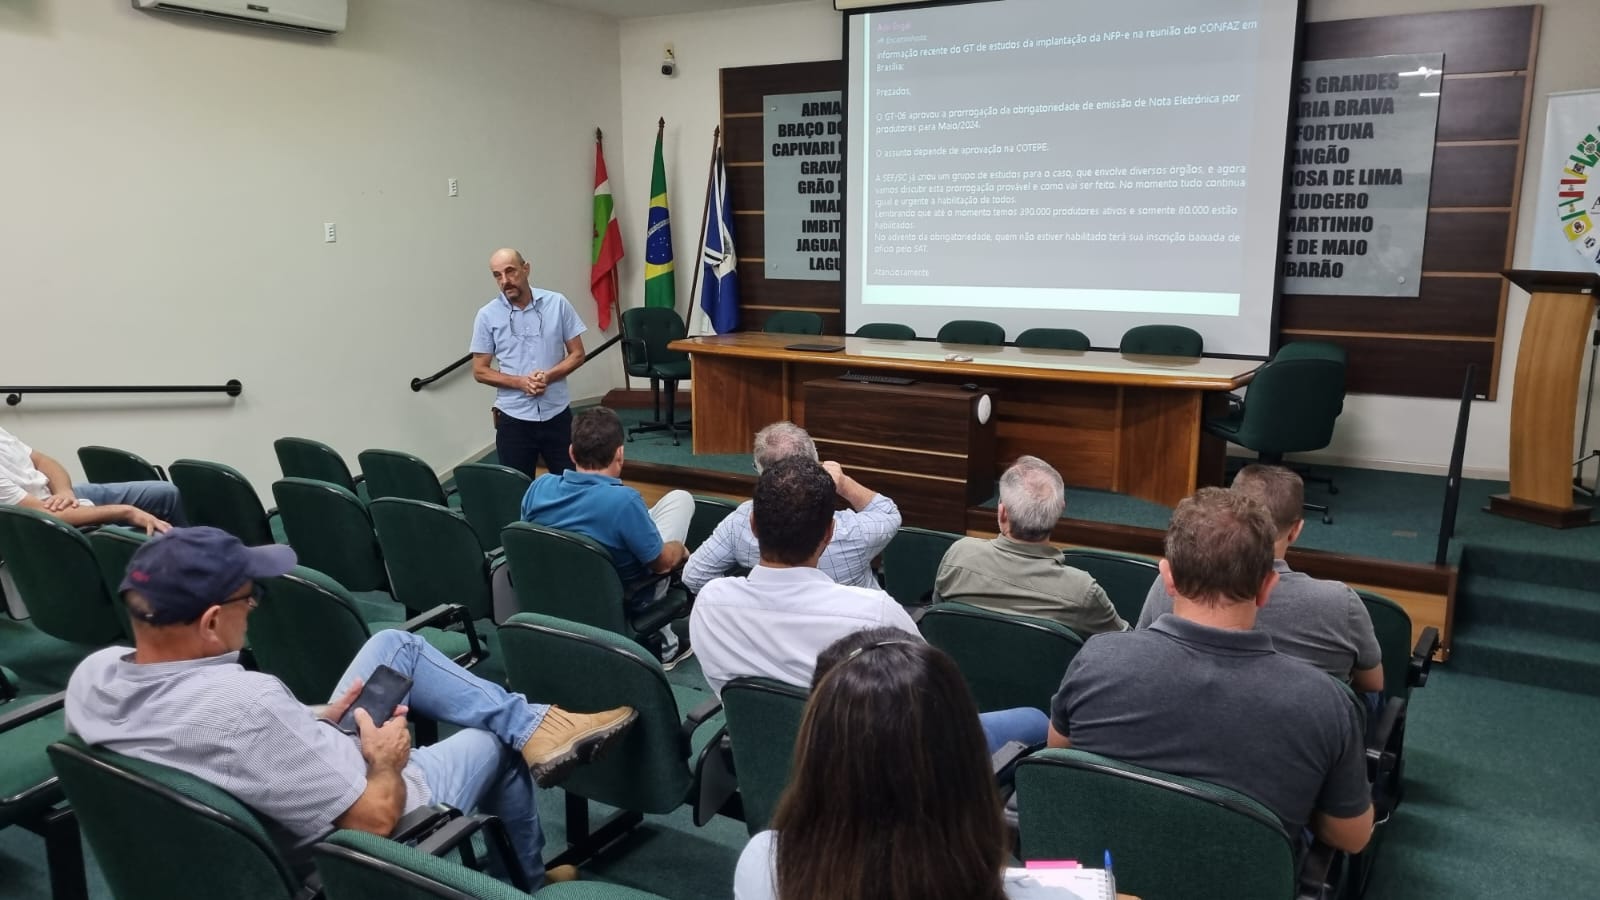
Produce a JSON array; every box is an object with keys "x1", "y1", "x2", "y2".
[
  {"x1": 469, "y1": 290, "x2": 587, "y2": 422},
  {"x1": 520, "y1": 471, "x2": 662, "y2": 584}
]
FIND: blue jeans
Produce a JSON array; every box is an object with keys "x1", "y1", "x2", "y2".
[
  {"x1": 73, "y1": 480, "x2": 188, "y2": 525},
  {"x1": 979, "y1": 707, "x2": 1050, "y2": 754},
  {"x1": 331, "y1": 631, "x2": 552, "y2": 886}
]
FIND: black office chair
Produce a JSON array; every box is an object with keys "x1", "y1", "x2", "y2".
[
  {"x1": 621, "y1": 307, "x2": 692, "y2": 446},
  {"x1": 937, "y1": 320, "x2": 1005, "y2": 346},
  {"x1": 763, "y1": 311, "x2": 824, "y2": 335},
  {"x1": 1015, "y1": 328, "x2": 1090, "y2": 351},
  {"x1": 854, "y1": 322, "x2": 916, "y2": 340},
  {"x1": 1204, "y1": 357, "x2": 1346, "y2": 523},
  {"x1": 1120, "y1": 324, "x2": 1203, "y2": 357}
]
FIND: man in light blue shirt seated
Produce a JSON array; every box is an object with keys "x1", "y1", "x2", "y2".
[
  {"x1": 470, "y1": 248, "x2": 588, "y2": 479},
  {"x1": 682, "y1": 421, "x2": 901, "y2": 594},
  {"x1": 520, "y1": 407, "x2": 693, "y2": 665}
]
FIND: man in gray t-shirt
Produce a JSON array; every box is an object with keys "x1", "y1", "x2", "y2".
[
  {"x1": 1137, "y1": 464, "x2": 1382, "y2": 691},
  {"x1": 1050, "y1": 488, "x2": 1373, "y2": 853},
  {"x1": 65, "y1": 527, "x2": 638, "y2": 886}
]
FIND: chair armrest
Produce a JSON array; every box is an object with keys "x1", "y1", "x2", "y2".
[
  {"x1": 0, "y1": 691, "x2": 65, "y2": 732},
  {"x1": 680, "y1": 695, "x2": 724, "y2": 750},
  {"x1": 621, "y1": 336, "x2": 649, "y2": 369},
  {"x1": 0, "y1": 666, "x2": 17, "y2": 702},
  {"x1": 693, "y1": 726, "x2": 739, "y2": 827},
  {"x1": 414, "y1": 813, "x2": 531, "y2": 893},
  {"x1": 908, "y1": 605, "x2": 931, "y2": 624},
  {"x1": 1295, "y1": 840, "x2": 1340, "y2": 900},
  {"x1": 400, "y1": 603, "x2": 486, "y2": 670},
  {"x1": 1365, "y1": 697, "x2": 1406, "y2": 791},
  {"x1": 389, "y1": 803, "x2": 460, "y2": 844},
  {"x1": 1409, "y1": 626, "x2": 1440, "y2": 689}
]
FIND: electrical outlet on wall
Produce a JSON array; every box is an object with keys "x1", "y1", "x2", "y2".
[
  {"x1": 324, "y1": 222, "x2": 337, "y2": 243},
  {"x1": 448, "y1": 178, "x2": 459, "y2": 197}
]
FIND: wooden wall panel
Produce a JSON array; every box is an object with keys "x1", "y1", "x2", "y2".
[
  {"x1": 721, "y1": 60, "x2": 847, "y2": 332},
  {"x1": 1281, "y1": 5, "x2": 1540, "y2": 400}
]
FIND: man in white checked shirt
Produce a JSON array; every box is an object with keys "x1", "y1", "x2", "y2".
[{"x1": 682, "y1": 422, "x2": 900, "y2": 593}]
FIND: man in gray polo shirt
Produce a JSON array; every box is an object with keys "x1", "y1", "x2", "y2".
[
  {"x1": 65, "y1": 527, "x2": 637, "y2": 886},
  {"x1": 1049, "y1": 488, "x2": 1373, "y2": 853},
  {"x1": 1136, "y1": 464, "x2": 1383, "y2": 692}
]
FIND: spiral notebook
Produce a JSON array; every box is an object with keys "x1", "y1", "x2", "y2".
[{"x1": 1003, "y1": 863, "x2": 1116, "y2": 900}]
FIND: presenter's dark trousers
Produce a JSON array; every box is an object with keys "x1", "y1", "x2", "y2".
[{"x1": 495, "y1": 407, "x2": 573, "y2": 479}]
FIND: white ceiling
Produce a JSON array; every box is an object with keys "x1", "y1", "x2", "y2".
[{"x1": 543, "y1": 0, "x2": 814, "y2": 20}]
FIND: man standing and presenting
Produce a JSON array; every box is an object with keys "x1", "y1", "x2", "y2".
[{"x1": 471, "y1": 249, "x2": 588, "y2": 478}]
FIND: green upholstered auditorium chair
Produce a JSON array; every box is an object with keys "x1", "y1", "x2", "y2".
[
  {"x1": 687, "y1": 494, "x2": 739, "y2": 552},
  {"x1": 1119, "y1": 324, "x2": 1203, "y2": 357},
  {"x1": 168, "y1": 459, "x2": 277, "y2": 546},
  {"x1": 498, "y1": 522, "x2": 687, "y2": 645},
  {"x1": 719, "y1": 676, "x2": 808, "y2": 836},
  {"x1": 453, "y1": 463, "x2": 532, "y2": 553},
  {"x1": 271, "y1": 478, "x2": 389, "y2": 594},
  {"x1": 358, "y1": 449, "x2": 452, "y2": 508},
  {"x1": 1358, "y1": 589, "x2": 1438, "y2": 810},
  {"x1": 0, "y1": 506, "x2": 127, "y2": 647},
  {"x1": 76, "y1": 445, "x2": 166, "y2": 484},
  {"x1": 314, "y1": 829, "x2": 678, "y2": 900},
  {"x1": 86, "y1": 525, "x2": 150, "y2": 640},
  {"x1": 370, "y1": 498, "x2": 499, "y2": 625},
  {"x1": 1057, "y1": 548, "x2": 1160, "y2": 627},
  {"x1": 498, "y1": 614, "x2": 725, "y2": 867},
  {"x1": 881, "y1": 526, "x2": 962, "y2": 608},
  {"x1": 936, "y1": 319, "x2": 1006, "y2": 346},
  {"x1": 853, "y1": 322, "x2": 916, "y2": 340},
  {"x1": 621, "y1": 306, "x2": 694, "y2": 446},
  {"x1": 761, "y1": 311, "x2": 824, "y2": 335},
  {"x1": 273, "y1": 437, "x2": 362, "y2": 495},
  {"x1": 49, "y1": 735, "x2": 304, "y2": 900},
  {"x1": 251, "y1": 565, "x2": 480, "y2": 705},
  {"x1": 1015, "y1": 327, "x2": 1090, "y2": 351},
  {"x1": 917, "y1": 602, "x2": 1083, "y2": 713},
  {"x1": 0, "y1": 671, "x2": 83, "y2": 900},
  {"x1": 1016, "y1": 748, "x2": 1336, "y2": 900}
]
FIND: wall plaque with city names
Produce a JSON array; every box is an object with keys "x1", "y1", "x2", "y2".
[
  {"x1": 1282, "y1": 53, "x2": 1442, "y2": 297},
  {"x1": 765, "y1": 90, "x2": 844, "y2": 281}
]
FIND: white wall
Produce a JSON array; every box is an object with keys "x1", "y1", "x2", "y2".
[
  {"x1": 615, "y1": 0, "x2": 1600, "y2": 479},
  {"x1": 0, "y1": 0, "x2": 621, "y2": 494}
]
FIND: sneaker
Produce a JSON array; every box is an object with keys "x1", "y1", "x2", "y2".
[
  {"x1": 521, "y1": 706, "x2": 639, "y2": 788},
  {"x1": 661, "y1": 643, "x2": 696, "y2": 672}
]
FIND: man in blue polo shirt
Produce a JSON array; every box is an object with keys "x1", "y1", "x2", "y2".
[
  {"x1": 521, "y1": 407, "x2": 694, "y2": 666},
  {"x1": 471, "y1": 248, "x2": 588, "y2": 478}
]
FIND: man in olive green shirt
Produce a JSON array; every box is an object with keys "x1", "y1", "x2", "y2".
[{"x1": 934, "y1": 456, "x2": 1127, "y2": 636}]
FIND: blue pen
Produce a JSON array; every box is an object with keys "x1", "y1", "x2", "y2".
[{"x1": 1104, "y1": 849, "x2": 1114, "y2": 880}]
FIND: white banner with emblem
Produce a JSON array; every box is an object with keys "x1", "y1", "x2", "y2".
[{"x1": 1530, "y1": 88, "x2": 1600, "y2": 274}]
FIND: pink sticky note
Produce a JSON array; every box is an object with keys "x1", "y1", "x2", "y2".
[{"x1": 1025, "y1": 860, "x2": 1082, "y2": 869}]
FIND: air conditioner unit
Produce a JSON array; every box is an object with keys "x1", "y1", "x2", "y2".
[{"x1": 132, "y1": 0, "x2": 347, "y2": 36}]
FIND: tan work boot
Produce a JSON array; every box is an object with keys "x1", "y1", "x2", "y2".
[
  {"x1": 544, "y1": 864, "x2": 580, "y2": 883},
  {"x1": 522, "y1": 706, "x2": 639, "y2": 788}
]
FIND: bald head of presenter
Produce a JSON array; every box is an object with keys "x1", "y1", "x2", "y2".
[{"x1": 469, "y1": 248, "x2": 588, "y2": 478}]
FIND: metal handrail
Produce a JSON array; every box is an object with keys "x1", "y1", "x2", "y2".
[
  {"x1": 4, "y1": 380, "x2": 242, "y2": 407},
  {"x1": 410, "y1": 335, "x2": 623, "y2": 392}
]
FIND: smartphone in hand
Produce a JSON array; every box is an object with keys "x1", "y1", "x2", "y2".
[{"x1": 336, "y1": 665, "x2": 413, "y2": 735}]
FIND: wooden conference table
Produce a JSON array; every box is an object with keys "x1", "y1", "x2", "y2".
[{"x1": 669, "y1": 333, "x2": 1259, "y2": 510}]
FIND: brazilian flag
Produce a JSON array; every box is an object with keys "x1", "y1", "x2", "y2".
[{"x1": 645, "y1": 124, "x2": 675, "y2": 309}]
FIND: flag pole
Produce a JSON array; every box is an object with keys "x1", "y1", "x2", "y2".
[
  {"x1": 597, "y1": 127, "x2": 631, "y2": 390},
  {"x1": 685, "y1": 125, "x2": 721, "y2": 329}
]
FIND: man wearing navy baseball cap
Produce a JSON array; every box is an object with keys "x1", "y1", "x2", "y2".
[{"x1": 65, "y1": 526, "x2": 637, "y2": 886}]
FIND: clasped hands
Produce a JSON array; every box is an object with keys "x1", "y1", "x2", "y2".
[{"x1": 522, "y1": 370, "x2": 549, "y2": 396}]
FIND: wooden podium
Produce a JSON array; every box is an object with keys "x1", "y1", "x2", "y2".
[
  {"x1": 1489, "y1": 269, "x2": 1600, "y2": 528},
  {"x1": 802, "y1": 378, "x2": 996, "y2": 532}
]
